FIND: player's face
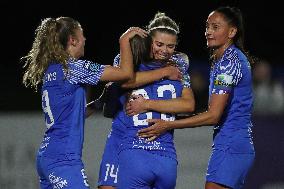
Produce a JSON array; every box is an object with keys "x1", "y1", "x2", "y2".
[
  {"x1": 151, "y1": 31, "x2": 177, "y2": 61},
  {"x1": 205, "y1": 11, "x2": 235, "y2": 50},
  {"x1": 72, "y1": 28, "x2": 86, "y2": 59}
]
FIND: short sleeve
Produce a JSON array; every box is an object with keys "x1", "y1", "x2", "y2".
[
  {"x1": 66, "y1": 59, "x2": 106, "y2": 85},
  {"x1": 113, "y1": 54, "x2": 120, "y2": 67},
  {"x1": 212, "y1": 50, "x2": 242, "y2": 94}
]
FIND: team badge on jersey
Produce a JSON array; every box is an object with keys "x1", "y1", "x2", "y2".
[{"x1": 83, "y1": 61, "x2": 101, "y2": 72}]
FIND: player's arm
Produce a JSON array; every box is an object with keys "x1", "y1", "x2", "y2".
[
  {"x1": 100, "y1": 27, "x2": 147, "y2": 82},
  {"x1": 120, "y1": 66, "x2": 182, "y2": 88},
  {"x1": 137, "y1": 94, "x2": 229, "y2": 139},
  {"x1": 126, "y1": 52, "x2": 194, "y2": 114},
  {"x1": 126, "y1": 87, "x2": 195, "y2": 115},
  {"x1": 138, "y1": 53, "x2": 242, "y2": 138},
  {"x1": 120, "y1": 52, "x2": 189, "y2": 89}
]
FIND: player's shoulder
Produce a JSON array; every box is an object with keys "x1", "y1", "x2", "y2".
[
  {"x1": 218, "y1": 47, "x2": 243, "y2": 75},
  {"x1": 222, "y1": 46, "x2": 240, "y2": 63},
  {"x1": 174, "y1": 51, "x2": 189, "y2": 64},
  {"x1": 171, "y1": 51, "x2": 190, "y2": 72}
]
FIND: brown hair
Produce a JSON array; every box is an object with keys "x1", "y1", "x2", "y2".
[{"x1": 22, "y1": 17, "x2": 81, "y2": 91}]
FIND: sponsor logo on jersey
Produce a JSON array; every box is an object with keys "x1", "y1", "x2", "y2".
[{"x1": 214, "y1": 74, "x2": 233, "y2": 87}]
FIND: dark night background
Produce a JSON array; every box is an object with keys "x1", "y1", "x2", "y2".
[
  {"x1": 1, "y1": 0, "x2": 283, "y2": 111},
  {"x1": 0, "y1": 1, "x2": 283, "y2": 188}
]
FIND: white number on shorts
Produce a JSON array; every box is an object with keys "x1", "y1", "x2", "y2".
[
  {"x1": 81, "y1": 169, "x2": 90, "y2": 187},
  {"x1": 104, "y1": 163, "x2": 118, "y2": 183}
]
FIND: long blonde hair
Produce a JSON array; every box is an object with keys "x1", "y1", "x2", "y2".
[{"x1": 22, "y1": 17, "x2": 80, "y2": 91}]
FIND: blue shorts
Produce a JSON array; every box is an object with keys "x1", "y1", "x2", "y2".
[
  {"x1": 206, "y1": 149, "x2": 255, "y2": 189},
  {"x1": 98, "y1": 131, "x2": 121, "y2": 187},
  {"x1": 36, "y1": 155, "x2": 90, "y2": 189},
  {"x1": 118, "y1": 149, "x2": 177, "y2": 189}
]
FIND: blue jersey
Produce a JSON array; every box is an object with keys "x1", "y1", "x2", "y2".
[
  {"x1": 98, "y1": 53, "x2": 190, "y2": 187},
  {"x1": 111, "y1": 53, "x2": 191, "y2": 135},
  {"x1": 39, "y1": 59, "x2": 105, "y2": 158},
  {"x1": 209, "y1": 45, "x2": 254, "y2": 153},
  {"x1": 115, "y1": 61, "x2": 183, "y2": 160}
]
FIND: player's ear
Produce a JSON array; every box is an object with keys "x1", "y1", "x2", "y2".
[
  {"x1": 68, "y1": 35, "x2": 77, "y2": 46},
  {"x1": 229, "y1": 27, "x2": 237, "y2": 39}
]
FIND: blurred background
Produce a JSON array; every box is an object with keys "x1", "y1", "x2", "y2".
[{"x1": 1, "y1": 0, "x2": 283, "y2": 188}]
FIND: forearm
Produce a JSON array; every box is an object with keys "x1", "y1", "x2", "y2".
[
  {"x1": 118, "y1": 39, "x2": 134, "y2": 80},
  {"x1": 168, "y1": 111, "x2": 217, "y2": 129},
  {"x1": 145, "y1": 88, "x2": 195, "y2": 113},
  {"x1": 121, "y1": 69, "x2": 166, "y2": 88},
  {"x1": 146, "y1": 98, "x2": 194, "y2": 113}
]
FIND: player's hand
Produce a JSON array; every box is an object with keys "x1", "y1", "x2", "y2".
[
  {"x1": 163, "y1": 66, "x2": 182, "y2": 81},
  {"x1": 126, "y1": 95, "x2": 147, "y2": 115},
  {"x1": 137, "y1": 119, "x2": 170, "y2": 141},
  {"x1": 120, "y1": 27, "x2": 148, "y2": 43}
]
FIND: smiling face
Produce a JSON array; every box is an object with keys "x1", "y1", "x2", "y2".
[
  {"x1": 205, "y1": 11, "x2": 237, "y2": 53},
  {"x1": 151, "y1": 31, "x2": 177, "y2": 61}
]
